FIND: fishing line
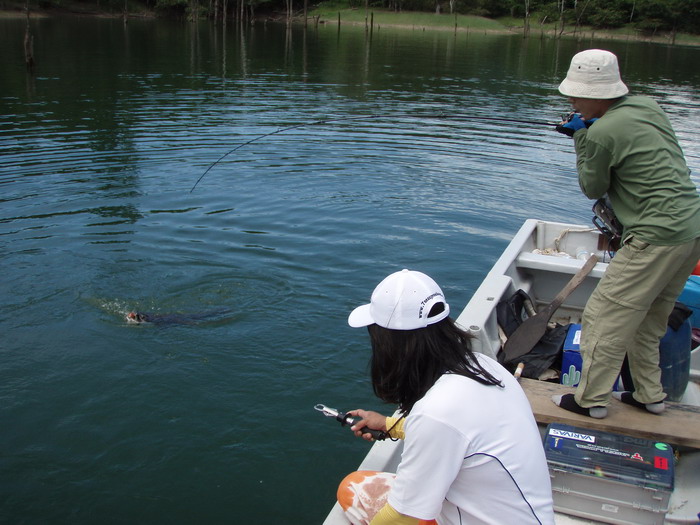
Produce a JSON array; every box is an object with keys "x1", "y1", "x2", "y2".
[
  {"x1": 190, "y1": 112, "x2": 559, "y2": 192},
  {"x1": 190, "y1": 114, "x2": 378, "y2": 193},
  {"x1": 435, "y1": 113, "x2": 559, "y2": 128}
]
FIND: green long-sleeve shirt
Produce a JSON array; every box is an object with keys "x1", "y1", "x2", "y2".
[{"x1": 573, "y1": 95, "x2": 700, "y2": 245}]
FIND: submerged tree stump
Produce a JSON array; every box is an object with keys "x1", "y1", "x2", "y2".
[{"x1": 24, "y1": 9, "x2": 35, "y2": 72}]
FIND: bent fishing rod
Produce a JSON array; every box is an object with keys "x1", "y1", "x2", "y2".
[
  {"x1": 190, "y1": 113, "x2": 559, "y2": 192},
  {"x1": 190, "y1": 114, "x2": 378, "y2": 193}
]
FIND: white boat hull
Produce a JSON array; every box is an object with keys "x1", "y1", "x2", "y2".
[{"x1": 323, "y1": 219, "x2": 700, "y2": 525}]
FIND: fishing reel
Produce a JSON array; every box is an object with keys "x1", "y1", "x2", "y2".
[{"x1": 592, "y1": 197, "x2": 622, "y2": 252}]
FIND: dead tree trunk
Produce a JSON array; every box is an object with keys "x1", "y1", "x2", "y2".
[
  {"x1": 286, "y1": 0, "x2": 293, "y2": 25},
  {"x1": 24, "y1": 0, "x2": 35, "y2": 72},
  {"x1": 523, "y1": 0, "x2": 531, "y2": 38}
]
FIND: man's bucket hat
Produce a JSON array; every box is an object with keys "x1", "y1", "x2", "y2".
[{"x1": 558, "y1": 49, "x2": 629, "y2": 99}]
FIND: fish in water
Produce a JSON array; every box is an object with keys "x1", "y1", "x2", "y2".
[{"x1": 125, "y1": 309, "x2": 230, "y2": 326}]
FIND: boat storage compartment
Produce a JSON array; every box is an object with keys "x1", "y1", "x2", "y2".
[{"x1": 544, "y1": 423, "x2": 674, "y2": 525}]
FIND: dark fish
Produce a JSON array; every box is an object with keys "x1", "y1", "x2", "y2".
[{"x1": 125, "y1": 310, "x2": 230, "y2": 326}]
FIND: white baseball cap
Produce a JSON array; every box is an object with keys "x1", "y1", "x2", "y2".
[
  {"x1": 558, "y1": 49, "x2": 629, "y2": 99},
  {"x1": 348, "y1": 269, "x2": 450, "y2": 330}
]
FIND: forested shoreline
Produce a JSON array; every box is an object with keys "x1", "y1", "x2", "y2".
[{"x1": 3, "y1": 0, "x2": 698, "y2": 40}]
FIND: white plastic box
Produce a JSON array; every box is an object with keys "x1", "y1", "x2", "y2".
[{"x1": 544, "y1": 423, "x2": 674, "y2": 525}]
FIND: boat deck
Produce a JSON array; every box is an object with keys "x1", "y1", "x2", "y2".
[{"x1": 521, "y1": 378, "x2": 700, "y2": 449}]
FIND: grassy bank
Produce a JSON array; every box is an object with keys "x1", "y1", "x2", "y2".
[
  {"x1": 309, "y1": 5, "x2": 700, "y2": 47},
  {"x1": 309, "y1": 5, "x2": 506, "y2": 32}
]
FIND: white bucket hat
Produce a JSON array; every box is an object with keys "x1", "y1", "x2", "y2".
[
  {"x1": 558, "y1": 49, "x2": 628, "y2": 99},
  {"x1": 348, "y1": 269, "x2": 450, "y2": 330}
]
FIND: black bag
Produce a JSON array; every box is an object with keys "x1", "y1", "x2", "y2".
[
  {"x1": 496, "y1": 289, "x2": 532, "y2": 338},
  {"x1": 668, "y1": 301, "x2": 692, "y2": 331},
  {"x1": 496, "y1": 289, "x2": 567, "y2": 379}
]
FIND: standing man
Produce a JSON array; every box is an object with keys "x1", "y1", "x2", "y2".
[{"x1": 552, "y1": 49, "x2": 700, "y2": 419}]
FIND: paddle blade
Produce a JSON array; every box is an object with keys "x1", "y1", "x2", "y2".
[
  {"x1": 502, "y1": 315, "x2": 552, "y2": 364},
  {"x1": 501, "y1": 255, "x2": 598, "y2": 363}
]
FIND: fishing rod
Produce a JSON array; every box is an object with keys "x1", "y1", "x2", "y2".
[
  {"x1": 190, "y1": 112, "x2": 559, "y2": 192},
  {"x1": 190, "y1": 114, "x2": 379, "y2": 193},
  {"x1": 434, "y1": 113, "x2": 559, "y2": 128}
]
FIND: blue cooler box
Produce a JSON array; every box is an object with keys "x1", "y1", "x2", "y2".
[
  {"x1": 545, "y1": 423, "x2": 674, "y2": 525},
  {"x1": 560, "y1": 324, "x2": 621, "y2": 390},
  {"x1": 561, "y1": 324, "x2": 583, "y2": 386}
]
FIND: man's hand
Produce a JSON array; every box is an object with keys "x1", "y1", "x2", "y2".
[{"x1": 556, "y1": 113, "x2": 587, "y2": 137}]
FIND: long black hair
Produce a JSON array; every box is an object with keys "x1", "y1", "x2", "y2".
[{"x1": 368, "y1": 305, "x2": 502, "y2": 415}]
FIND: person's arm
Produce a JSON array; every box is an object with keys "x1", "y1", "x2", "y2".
[
  {"x1": 385, "y1": 416, "x2": 406, "y2": 440},
  {"x1": 370, "y1": 503, "x2": 420, "y2": 525},
  {"x1": 388, "y1": 414, "x2": 466, "y2": 520},
  {"x1": 574, "y1": 131, "x2": 613, "y2": 199}
]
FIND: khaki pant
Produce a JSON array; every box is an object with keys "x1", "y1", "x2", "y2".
[{"x1": 575, "y1": 236, "x2": 700, "y2": 407}]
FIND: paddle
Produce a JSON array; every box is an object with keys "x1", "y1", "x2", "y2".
[{"x1": 501, "y1": 254, "x2": 598, "y2": 363}]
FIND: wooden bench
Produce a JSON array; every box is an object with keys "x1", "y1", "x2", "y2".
[{"x1": 520, "y1": 378, "x2": 700, "y2": 449}]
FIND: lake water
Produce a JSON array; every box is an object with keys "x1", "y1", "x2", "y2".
[{"x1": 1, "y1": 16, "x2": 699, "y2": 524}]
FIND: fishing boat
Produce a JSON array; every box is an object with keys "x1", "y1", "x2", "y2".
[{"x1": 323, "y1": 219, "x2": 700, "y2": 525}]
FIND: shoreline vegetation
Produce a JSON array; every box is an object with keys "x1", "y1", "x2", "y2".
[
  {"x1": 309, "y1": 9, "x2": 700, "y2": 48},
  {"x1": 2, "y1": 0, "x2": 699, "y2": 48}
]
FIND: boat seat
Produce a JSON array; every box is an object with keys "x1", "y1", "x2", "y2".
[
  {"x1": 516, "y1": 252, "x2": 607, "y2": 279},
  {"x1": 520, "y1": 378, "x2": 700, "y2": 449}
]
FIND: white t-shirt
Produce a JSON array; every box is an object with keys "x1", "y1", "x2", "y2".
[{"x1": 388, "y1": 354, "x2": 554, "y2": 525}]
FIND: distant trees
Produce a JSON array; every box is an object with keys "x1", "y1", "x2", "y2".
[
  {"x1": 365, "y1": 0, "x2": 699, "y2": 35},
  {"x1": 39, "y1": 0, "x2": 699, "y2": 34},
  {"x1": 509, "y1": 0, "x2": 700, "y2": 35}
]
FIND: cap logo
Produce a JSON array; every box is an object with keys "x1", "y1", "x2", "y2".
[{"x1": 419, "y1": 292, "x2": 444, "y2": 318}]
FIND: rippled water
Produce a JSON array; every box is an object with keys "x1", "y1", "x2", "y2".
[{"x1": 1, "y1": 17, "x2": 699, "y2": 524}]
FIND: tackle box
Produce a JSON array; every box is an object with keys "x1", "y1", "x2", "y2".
[{"x1": 544, "y1": 423, "x2": 674, "y2": 525}]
